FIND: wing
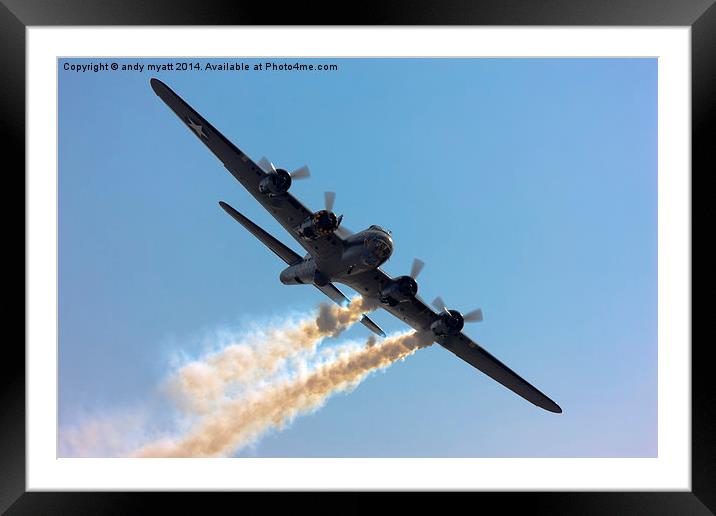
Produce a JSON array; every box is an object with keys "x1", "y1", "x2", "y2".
[
  {"x1": 342, "y1": 268, "x2": 437, "y2": 331},
  {"x1": 341, "y1": 269, "x2": 561, "y2": 413},
  {"x1": 440, "y1": 334, "x2": 562, "y2": 413},
  {"x1": 150, "y1": 78, "x2": 343, "y2": 261}
]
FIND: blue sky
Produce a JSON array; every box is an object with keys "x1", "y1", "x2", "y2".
[{"x1": 58, "y1": 58, "x2": 657, "y2": 457}]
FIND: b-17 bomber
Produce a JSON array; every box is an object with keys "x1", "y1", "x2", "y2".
[{"x1": 150, "y1": 78, "x2": 562, "y2": 414}]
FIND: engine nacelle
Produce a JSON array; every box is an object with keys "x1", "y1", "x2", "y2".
[
  {"x1": 430, "y1": 310, "x2": 464, "y2": 337},
  {"x1": 379, "y1": 276, "x2": 418, "y2": 306},
  {"x1": 295, "y1": 210, "x2": 341, "y2": 240},
  {"x1": 258, "y1": 169, "x2": 292, "y2": 196},
  {"x1": 279, "y1": 260, "x2": 329, "y2": 286}
]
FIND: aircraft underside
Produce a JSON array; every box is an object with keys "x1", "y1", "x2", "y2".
[{"x1": 150, "y1": 77, "x2": 563, "y2": 414}]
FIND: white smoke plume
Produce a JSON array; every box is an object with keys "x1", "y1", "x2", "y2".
[
  {"x1": 167, "y1": 296, "x2": 379, "y2": 415},
  {"x1": 133, "y1": 329, "x2": 433, "y2": 457},
  {"x1": 60, "y1": 407, "x2": 153, "y2": 458},
  {"x1": 60, "y1": 296, "x2": 433, "y2": 458}
]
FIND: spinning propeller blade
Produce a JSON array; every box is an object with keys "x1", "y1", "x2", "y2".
[
  {"x1": 258, "y1": 156, "x2": 276, "y2": 173},
  {"x1": 259, "y1": 158, "x2": 310, "y2": 181},
  {"x1": 431, "y1": 296, "x2": 450, "y2": 316},
  {"x1": 463, "y1": 308, "x2": 484, "y2": 322},
  {"x1": 325, "y1": 191, "x2": 336, "y2": 212},
  {"x1": 290, "y1": 165, "x2": 310, "y2": 180},
  {"x1": 432, "y1": 296, "x2": 483, "y2": 322},
  {"x1": 410, "y1": 258, "x2": 425, "y2": 279}
]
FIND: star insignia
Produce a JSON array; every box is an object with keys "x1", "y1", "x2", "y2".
[{"x1": 186, "y1": 116, "x2": 207, "y2": 139}]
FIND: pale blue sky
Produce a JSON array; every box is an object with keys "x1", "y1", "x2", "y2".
[{"x1": 59, "y1": 58, "x2": 657, "y2": 457}]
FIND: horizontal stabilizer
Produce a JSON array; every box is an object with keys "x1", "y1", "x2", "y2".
[
  {"x1": 315, "y1": 282, "x2": 350, "y2": 307},
  {"x1": 315, "y1": 283, "x2": 385, "y2": 337},
  {"x1": 360, "y1": 315, "x2": 386, "y2": 337},
  {"x1": 219, "y1": 201, "x2": 301, "y2": 266}
]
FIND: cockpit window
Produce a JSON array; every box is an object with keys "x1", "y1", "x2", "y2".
[{"x1": 369, "y1": 224, "x2": 391, "y2": 235}]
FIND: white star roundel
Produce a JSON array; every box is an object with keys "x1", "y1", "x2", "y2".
[{"x1": 186, "y1": 116, "x2": 206, "y2": 138}]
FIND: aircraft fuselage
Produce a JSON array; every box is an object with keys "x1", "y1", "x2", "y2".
[{"x1": 280, "y1": 227, "x2": 393, "y2": 287}]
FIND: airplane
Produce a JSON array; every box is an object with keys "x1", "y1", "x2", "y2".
[{"x1": 150, "y1": 78, "x2": 562, "y2": 414}]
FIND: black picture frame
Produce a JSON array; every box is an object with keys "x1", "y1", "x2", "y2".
[{"x1": 5, "y1": 1, "x2": 710, "y2": 513}]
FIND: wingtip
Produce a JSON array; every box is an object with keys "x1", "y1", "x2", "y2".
[
  {"x1": 219, "y1": 201, "x2": 238, "y2": 216},
  {"x1": 533, "y1": 395, "x2": 562, "y2": 414},
  {"x1": 547, "y1": 401, "x2": 563, "y2": 414},
  {"x1": 149, "y1": 77, "x2": 166, "y2": 94}
]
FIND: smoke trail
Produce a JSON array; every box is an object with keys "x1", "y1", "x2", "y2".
[
  {"x1": 60, "y1": 296, "x2": 433, "y2": 457},
  {"x1": 60, "y1": 407, "x2": 153, "y2": 458},
  {"x1": 133, "y1": 330, "x2": 433, "y2": 457},
  {"x1": 169, "y1": 296, "x2": 379, "y2": 414}
]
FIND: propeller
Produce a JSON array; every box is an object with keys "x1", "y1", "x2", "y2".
[
  {"x1": 257, "y1": 156, "x2": 275, "y2": 173},
  {"x1": 410, "y1": 258, "x2": 425, "y2": 279},
  {"x1": 463, "y1": 308, "x2": 484, "y2": 322},
  {"x1": 324, "y1": 191, "x2": 336, "y2": 212},
  {"x1": 431, "y1": 296, "x2": 483, "y2": 322},
  {"x1": 258, "y1": 156, "x2": 310, "y2": 180},
  {"x1": 323, "y1": 191, "x2": 352, "y2": 237},
  {"x1": 431, "y1": 296, "x2": 451, "y2": 316},
  {"x1": 290, "y1": 165, "x2": 311, "y2": 180}
]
